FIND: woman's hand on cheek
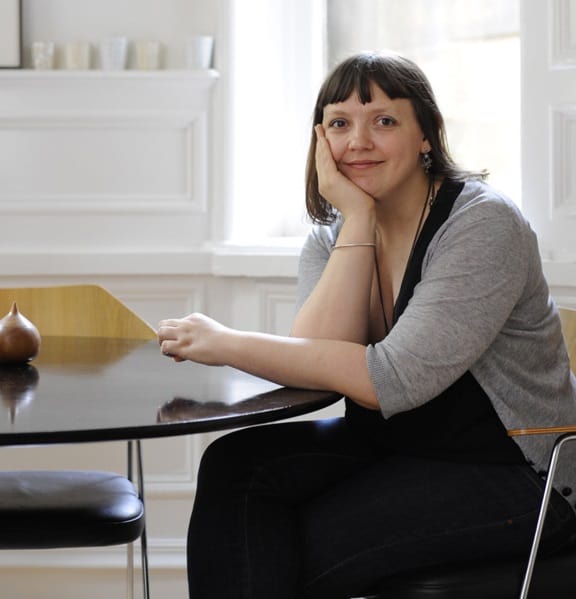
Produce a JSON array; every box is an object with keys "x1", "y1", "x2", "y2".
[
  {"x1": 315, "y1": 124, "x2": 375, "y2": 219},
  {"x1": 157, "y1": 313, "x2": 232, "y2": 366}
]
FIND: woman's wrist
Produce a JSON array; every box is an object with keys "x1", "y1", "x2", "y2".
[{"x1": 337, "y1": 210, "x2": 377, "y2": 245}]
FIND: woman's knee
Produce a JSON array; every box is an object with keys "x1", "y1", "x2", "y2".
[
  {"x1": 201, "y1": 420, "x2": 342, "y2": 469},
  {"x1": 197, "y1": 424, "x2": 296, "y2": 485},
  {"x1": 196, "y1": 419, "x2": 349, "y2": 491}
]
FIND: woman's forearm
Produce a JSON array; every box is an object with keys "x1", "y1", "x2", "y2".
[
  {"x1": 291, "y1": 213, "x2": 376, "y2": 343},
  {"x1": 158, "y1": 313, "x2": 380, "y2": 410},
  {"x1": 225, "y1": 330, "x2": 379, "y2": 410}
]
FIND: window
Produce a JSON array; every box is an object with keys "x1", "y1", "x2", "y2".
[
  {"x1": 226, "y1": 0, "x2": 325, "y2": 242},
  {"x1": 225, "y1": 0, "x2": 521, "y2": 245}
]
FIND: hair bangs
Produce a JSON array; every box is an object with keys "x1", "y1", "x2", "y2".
[{"x1": 319, "y1": 53, "x2": 416, "y2": 110}]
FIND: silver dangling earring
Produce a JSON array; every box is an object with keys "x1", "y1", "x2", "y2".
[{"x1": 421, "y1": 151, "x2": 433, "y2": 174}]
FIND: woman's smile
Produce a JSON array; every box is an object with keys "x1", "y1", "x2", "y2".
[{"x1": 344, "y1": 159, "x2": 384, "y2": 170}]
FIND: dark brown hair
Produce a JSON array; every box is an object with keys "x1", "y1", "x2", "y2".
[{"x1": 305, "y1": 52, "x2": 485, "y2": 224}]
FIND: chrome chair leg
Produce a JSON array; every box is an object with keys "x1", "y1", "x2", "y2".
[
  {"x1": 136, "y1": 440, "x2": 150, "y2": 599},
  {"x1": 128, "y1": 440, "x2": 150, "y2": 599},
  {"x1": 519, "y1": 433, "x2": 576, "y2": 599},
  {"x1": 127, "y1": 541, "x2": 134, "y2": 599}
]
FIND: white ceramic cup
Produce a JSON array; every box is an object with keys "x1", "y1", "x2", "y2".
[
  {"x1": 185, "y1": 35, "x2": 214, "y2": 69},
  {"x1": 64, "y1": 41, "x2": 91, "y2": 70},
  {"x1": 99, "y1": 37, "x2": 128, "y2": 70},
  {"x1": 134, "y1": 40, "x2": 162, "y2": 70},
  {"x1": 31, "y1": 41, "x2": 56, "y2": 69}
]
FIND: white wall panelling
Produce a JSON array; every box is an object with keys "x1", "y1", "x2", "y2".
[
  {"x1": 550, "y1": 0, "x2": 576, "y2": 65},
  {"x1": 0, "y1": 71, "x2": 217, "y2": 252},
  {"x1": 552, "y1": 107, "x2": 576, "y2": 217},
  {"x1": 522, "y1": 0, "x2": 576, "y2": 304},
  {"x1": 258, "y1": 283, "x2": 298, "y2": 336},
  {"x1": 0, "y1": 112, "x2": 207, "y2": 209}
]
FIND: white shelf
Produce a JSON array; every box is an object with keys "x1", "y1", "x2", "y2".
[{"x1": 0, "y1": 69, "x2": 219, "y2": 115}]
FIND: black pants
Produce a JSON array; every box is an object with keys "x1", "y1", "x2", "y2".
[{"x1": 187, "y1": 418, "x2": 576, "y2": 599}]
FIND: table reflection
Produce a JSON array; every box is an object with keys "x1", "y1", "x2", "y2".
[
  {"x1": 156, "y1": 385, "x2": 340, "y2": 424},
  {"x1": 0, "y1": 364, "x2": 39, "y2": 423}
]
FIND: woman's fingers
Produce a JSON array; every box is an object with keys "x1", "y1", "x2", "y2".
[{"x1": 156, "y1": 313, "x2": 229, "y2": 366}]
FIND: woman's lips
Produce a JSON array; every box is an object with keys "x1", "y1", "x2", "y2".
[{"x1": 343, "y1": 160, "x2": 383, "y2": 170}]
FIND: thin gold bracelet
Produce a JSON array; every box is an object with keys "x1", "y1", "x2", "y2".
[{"x1": 333, "y1": 242, "x2": 376, "y2": 249}]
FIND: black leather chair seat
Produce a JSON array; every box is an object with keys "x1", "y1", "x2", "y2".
[
  {"x1": 0, "y1": 470, "x2": 144, "y2": 549},
  {"x1": 350, "y1": 544, "x2": 576, "y2": 599}
]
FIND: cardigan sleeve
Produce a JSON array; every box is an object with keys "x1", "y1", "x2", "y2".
[{"x1": 367, "y1": 192, "x2": 535, "y2": 418}]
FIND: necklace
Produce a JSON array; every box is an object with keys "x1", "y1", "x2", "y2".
[{"x1": 374, "y1": 176, "x2": 436, "y2": 335}]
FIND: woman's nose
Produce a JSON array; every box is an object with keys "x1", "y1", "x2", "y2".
[{"x1": 347, "y1": 125, "x2": 373, "y2": 150}]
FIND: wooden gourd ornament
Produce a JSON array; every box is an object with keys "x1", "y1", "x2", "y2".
[{"x1": 0, "y1": 302, "x2": 41, "y2": 364}]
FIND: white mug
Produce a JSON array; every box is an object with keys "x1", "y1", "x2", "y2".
[
  {"x1": 185, "y1": 35, "x2": 214, "y2": 70},
  {"x1": 32, "y1": 41, "x2": 56, "y2": 69},
  {"x1": 99, "y1": 37, "x2": 128, "y2": 70},
  {"x1": 64, "y1": 41, "x2": 91, "y2": 70},
  {"x1": 134, "y1": 40, "x2": 162, "y2": 70}
]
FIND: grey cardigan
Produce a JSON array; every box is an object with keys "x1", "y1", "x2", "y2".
[{"x1": 296, "y1": 179, "x2": 576, "y2": 511}]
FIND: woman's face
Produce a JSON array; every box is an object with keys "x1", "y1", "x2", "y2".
[{"x1": 321, "y1": 82, "x2": 430, "y2": 202}]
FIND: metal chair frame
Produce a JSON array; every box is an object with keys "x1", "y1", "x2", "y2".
[
  {"x1": 518, "y1": 431, "x2": 576, "y2": 599},
  {"x1": 127, "y1": 440, "x2": 150, "y2": 599}
]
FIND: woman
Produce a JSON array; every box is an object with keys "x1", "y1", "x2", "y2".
[{"x1": 157, "y1": 52, "x2": 576, "y2": 599}]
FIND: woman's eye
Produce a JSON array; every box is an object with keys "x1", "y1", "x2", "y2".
[
  {"x1": 377, "y1": 116, "x2": 396, "y2": 127},
  {"x1": 328, "y1": 119, "x2": 347, "y2": 129}
]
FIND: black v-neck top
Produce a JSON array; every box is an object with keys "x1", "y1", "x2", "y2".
[{"x1": 345, "y1": 179, "x2": 526, "y2": 464}]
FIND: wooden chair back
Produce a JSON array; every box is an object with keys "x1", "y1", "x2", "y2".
[
  {"x1": 0, "y1": 285, "x2": 156, "y2": 340},
  {"x1": 559, "y1": 307, "x2": 576, "y2": 374}
]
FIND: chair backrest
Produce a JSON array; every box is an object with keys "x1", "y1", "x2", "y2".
[
  {"x1": 559, "y1": 307, "x2": 576, "y2": 373},
  {"x1": 0, "y1": 285, "x2": 156, "y2": 340}
]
